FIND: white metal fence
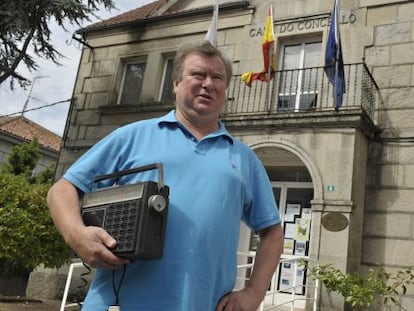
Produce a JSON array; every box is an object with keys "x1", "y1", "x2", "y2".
[{"x1": 236, "y1": 252, "x2": 319, "y2": 311}]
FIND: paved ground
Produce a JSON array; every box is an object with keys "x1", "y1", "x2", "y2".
[
  {"x1": 0, "y1": 302, "x2": 300, "y2": 311},
  {"x1": 0, "y1": 301, "x2": 61, "y2": 311},
  {"x1": 0, "y1": 300, "x2": 302, "y2": 311},
  {"x1": 0, "y1": 298, "x2": 68, "y2": 311}
]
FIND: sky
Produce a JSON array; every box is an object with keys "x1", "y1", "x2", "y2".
[{"x1": 0, "y1": 0, "x2": 155, "y2": 136}]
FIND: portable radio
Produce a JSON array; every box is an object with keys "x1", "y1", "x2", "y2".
[{"x1": 81, "y1": 163, "x2": 169, "y2": 260}]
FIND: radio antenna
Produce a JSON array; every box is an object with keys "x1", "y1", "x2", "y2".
[{"x1": 93, "y1": 163, "x2": 165, "y2": 191}]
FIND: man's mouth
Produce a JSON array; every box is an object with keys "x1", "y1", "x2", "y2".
[{"x1": 198, "y1": 93, "x2": 212, "y2": 100}]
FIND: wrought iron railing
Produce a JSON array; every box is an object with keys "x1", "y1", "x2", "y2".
[{"x1": 224, "y1": 63, "x2": 380, "y2": 124}]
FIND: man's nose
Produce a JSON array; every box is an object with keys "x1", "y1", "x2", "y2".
[{"x1": 201, "y1": 76, "x2": 214, "y2": 89}]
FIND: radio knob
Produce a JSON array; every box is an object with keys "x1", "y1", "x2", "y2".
[{"x1": 148, "y1": 195, "x2": 167, "y2": 212}]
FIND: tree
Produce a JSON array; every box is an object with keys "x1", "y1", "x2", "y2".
[
  {"x1": 0, "y1": 141, "x2": 72, "y2": 277},
  {"x1": 3, "y1": 138, "x2": 55, "y2": 183},
  {"x1": 0, "y1": 0, "x2": 115, "y2": 89},
  {"x1": 0, "y1": 173, "x2": 72, "y2": 277},
  {"x1": 5, "y1": 138, "x2": 40, "y2": 179}
]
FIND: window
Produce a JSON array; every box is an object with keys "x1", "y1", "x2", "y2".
[
  {"x1": 159, "y1": 56, "x2": 175, "y2": 104},
  {"x1": 118, "y1": 61, "x2": 147, "y2": 105},
  {"x1": 278, "y1": 41, "x2": 322, "y2": 111}
]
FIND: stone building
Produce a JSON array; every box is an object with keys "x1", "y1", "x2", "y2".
[{"x1": 45, "y1": 0, "x2": 414, "y2": 309}]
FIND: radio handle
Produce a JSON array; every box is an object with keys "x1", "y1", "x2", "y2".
[{"x1": 93, "y1": 163, "x2": 165, "y2": 191}]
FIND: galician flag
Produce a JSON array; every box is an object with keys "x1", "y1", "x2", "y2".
[
  {"x1": 204, "y1": 1, "x2": 219, "y2": 46},
  {"x1": 241, "y1": 4, "x2": 276, "y2": 86},
  {"x1": 324, "y1": 0, "x2": 345, "y2": 111}
]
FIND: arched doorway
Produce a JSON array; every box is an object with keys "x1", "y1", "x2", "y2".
[{"x1": 246, "y1": 146, "x2": 315, "y2": 308}]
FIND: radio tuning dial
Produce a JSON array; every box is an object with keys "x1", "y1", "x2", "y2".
[{"x1": 148, "y1": 195, "x2": 167, "y2": 212}]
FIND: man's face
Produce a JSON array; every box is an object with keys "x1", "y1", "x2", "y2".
[{"x1": 173, "y1": 52, "x2": 228, "y2": 119}]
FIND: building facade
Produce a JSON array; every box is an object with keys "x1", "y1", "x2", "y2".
[
  {"x1": 0, "y1": 116, "x2": 60, "y2": 174},
  {"x1": 51, "y1": 0, "x2": 414, "y2": 309}
]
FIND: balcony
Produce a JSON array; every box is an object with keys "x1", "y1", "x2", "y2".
[
  {"x1": 222, "y1": 63, "x2": 380, "y2": 137},
  {"x1": 88, "y1": 63, "x2": 381, "y2": 143}
]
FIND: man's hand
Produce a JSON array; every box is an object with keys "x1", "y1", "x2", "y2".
[
  {"x1": 69, "y1": 225, "x2": 130, "y2": 269},
  {"x1": 215, "y1": 287, "x2": 264, "y2": 311},
  {"x1": 47, "y1": 178, "x2": 129, "y2": 269},
  {"x1": 216, "y1": 225, "x2": 283, "y2": 311}
]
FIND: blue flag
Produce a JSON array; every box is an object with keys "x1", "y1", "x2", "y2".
[{"x1": 325, "y1": 0, "x2": 345, "y2": 111}]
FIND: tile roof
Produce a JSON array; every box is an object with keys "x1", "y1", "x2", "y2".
[
  {"x1": 80, "y1": 0, "x2": 167, "y2": 33},
  {"x1": 0, "y1": 116, "x2": 61, "y2": 152},
  {"x1": 78, "y1": 0, "x2": 249, "y2": 34}
]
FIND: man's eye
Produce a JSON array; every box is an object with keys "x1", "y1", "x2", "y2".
[{"x1": 192, "y1": 72, "x2": 206, "y2": 79}]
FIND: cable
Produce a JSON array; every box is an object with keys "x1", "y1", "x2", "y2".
[
  {"x1": 112, "y1": 264, "x2": 127, "y2": 306},
  {"x1": 75, "y1": 262, "x2": 92, "y2": 310},
  {"x1": 1, "y1": 98, "x2": 71, "y2": 117}
]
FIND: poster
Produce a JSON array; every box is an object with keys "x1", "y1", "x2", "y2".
[
  {"x1": 278, "y1": 262, "x2": 306, "y2": 295},
  {"x1": 283, "y1": 238, "x2": 294, "y2": 255},
  {"x1": 294, "y1": 268, "x2": 306, "y2": 294},
  {"x1": 302, "y1": 207, "x2": 312, "y2": 219},
  {"x1": 278, "y1": 262, "x2": 294, "y2": 292},
  {"x1": 295, "y1": 218, "x2": 311, "y2": 241},
  {"x1": 294, "y1": 241, "x2": 307, "y2": 256},
  {"x1": 285, "y1": 203, "x2": 301, "y2": 222},
  {"x1": 284, "y1": 222, "x2": 296, "y2": 239}
]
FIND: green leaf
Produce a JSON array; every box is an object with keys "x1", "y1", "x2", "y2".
[{"x1": 0, "y1": 168, "x2": 71, "y2": 276}]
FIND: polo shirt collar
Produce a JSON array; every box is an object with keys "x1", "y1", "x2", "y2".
[{"x1": 158, "y1": 110, "x2": 234, "y2": 143}]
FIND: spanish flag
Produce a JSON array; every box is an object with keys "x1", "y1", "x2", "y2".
[{"x1": 242, "y1": 5, "x2": 276, "y2": 86}]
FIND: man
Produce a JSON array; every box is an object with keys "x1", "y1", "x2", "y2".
[{"x1": 47, "y1": 41, "x2": 283, "y2": 311}]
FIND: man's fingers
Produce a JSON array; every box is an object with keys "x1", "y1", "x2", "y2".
[
  {"x1": 216, "y1": 293, "x2": 230, "y2": 311},
  {"x1": 96, "y1": 227, "x2": 117, "y2": 249},
  {"x1": 75, "y1": 227, "x2": 129, "y2": 268},
  {"x1": 94, "y1": 228, "x2": 130, "y2": 267}
]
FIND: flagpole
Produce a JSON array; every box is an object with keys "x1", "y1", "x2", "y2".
[
  {"x1": 266, "y1": 5, "x2": 271, "y2": 109},
  {"x1": 334, "y1": 0, "x2": 340, "y2": 111},
  {"x1": 266, "y1": 2, "x2": 275, "y2": 111}
]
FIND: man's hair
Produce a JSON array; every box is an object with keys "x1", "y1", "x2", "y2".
[{"x1": 172, "y1": 41, "x2": 233, "y2": 87}]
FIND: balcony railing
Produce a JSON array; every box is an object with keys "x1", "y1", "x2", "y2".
[{"x1": 224, "y1": 63, "x2": 380, "y2": 125}]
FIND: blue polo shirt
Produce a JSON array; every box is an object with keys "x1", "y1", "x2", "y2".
[{"x1": 63, "y1": 110, "x2": 280, "y2": 311}]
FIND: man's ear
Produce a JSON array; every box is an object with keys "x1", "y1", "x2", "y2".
[{"x1": 173, "y1": 79, "x2": 180, "y2": 92}]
